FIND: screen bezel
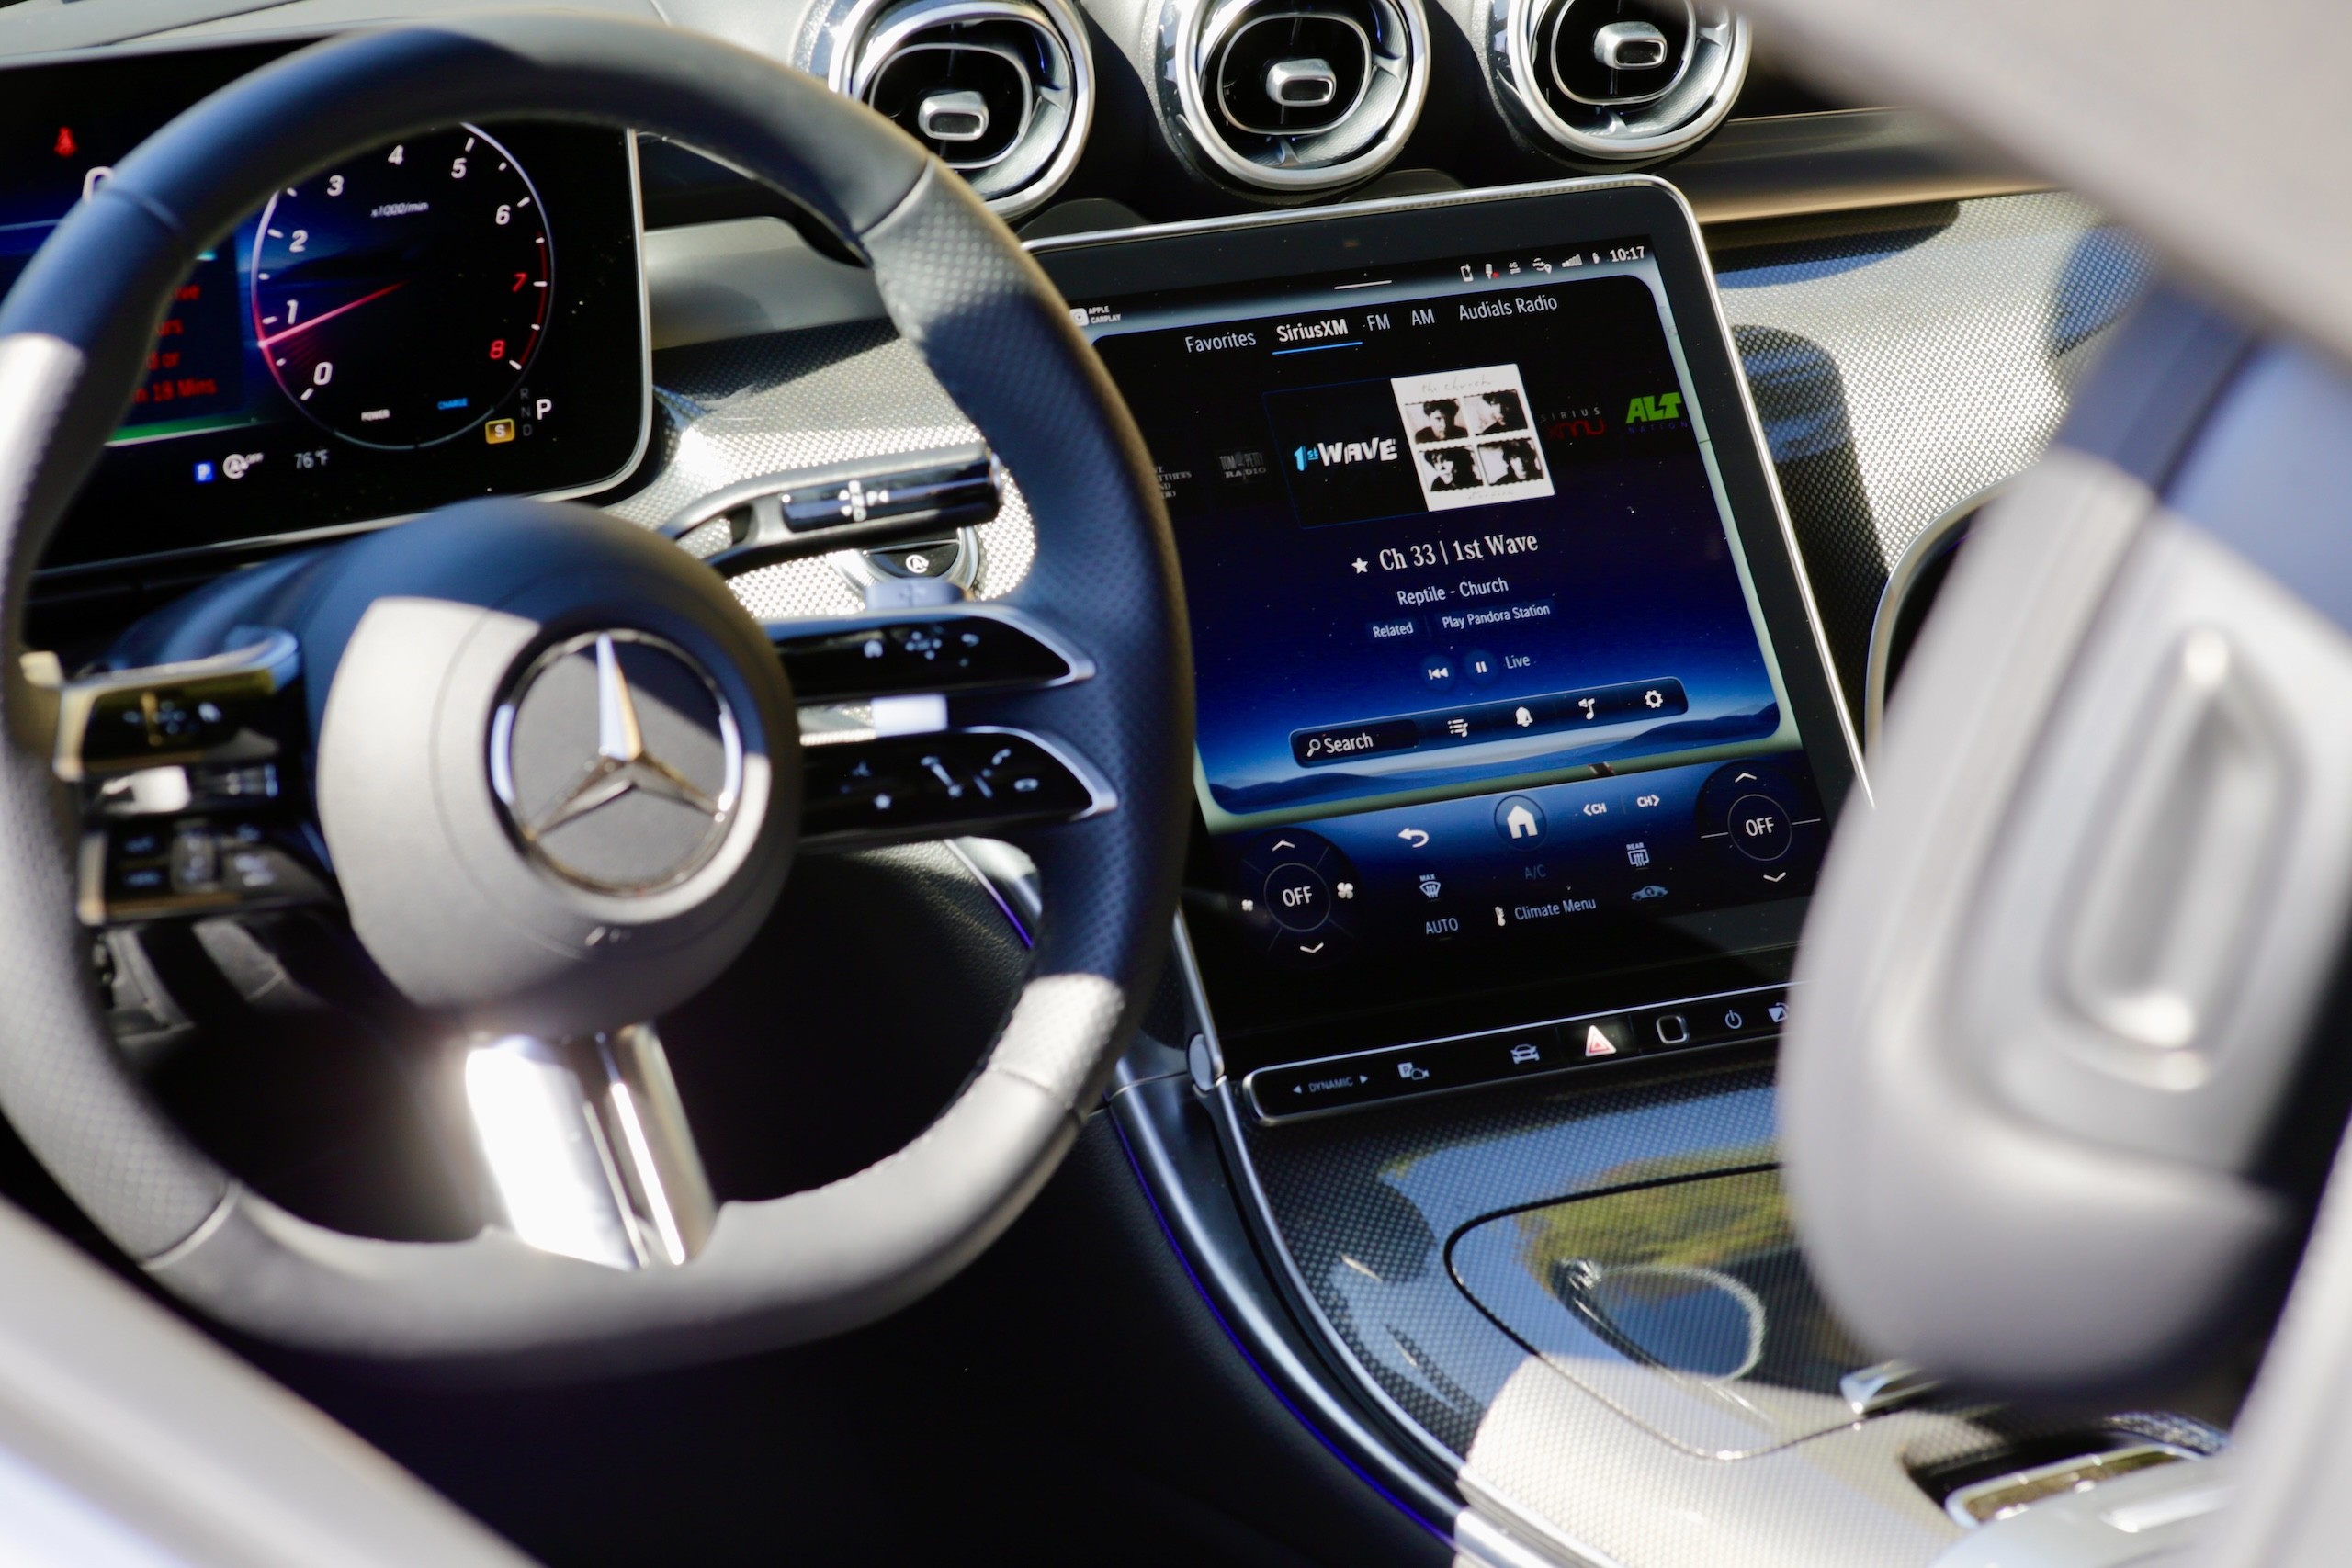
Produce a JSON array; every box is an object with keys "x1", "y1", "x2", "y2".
[{"x1": 1035, "y1": 176, "x2": 1864, "y2": 1068}]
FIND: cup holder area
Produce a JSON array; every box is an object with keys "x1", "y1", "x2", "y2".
[{"x1": 1449, "y1": 1163, "x2": 1882, "y2": 1457}]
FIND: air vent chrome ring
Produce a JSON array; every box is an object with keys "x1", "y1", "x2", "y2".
[
  {"x1": 1492, "y1": 0, "x2": 1746, "y2": 163},
  {"x1": 809, "y1": 0, "x2": 1094, "y2": 217},
  {"x1": 1159, "y1": 0, "x2": 1430, "y2": 194}
]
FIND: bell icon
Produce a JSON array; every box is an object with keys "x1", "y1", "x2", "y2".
[{"x1": 1514, "y1": 706, "x2": 1533, "y2": 728}]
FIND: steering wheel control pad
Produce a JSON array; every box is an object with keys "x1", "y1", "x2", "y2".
[{"x1": 304, "y1": 501, "x2": 798, "y2": 1037}]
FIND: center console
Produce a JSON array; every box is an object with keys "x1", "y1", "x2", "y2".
[{"x1": 1034, "y1": 183, "x2": 2228, "y2": 1568}]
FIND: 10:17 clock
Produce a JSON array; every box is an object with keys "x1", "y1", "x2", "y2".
[{"x1": 249, "y1": 124, "x2": 551, "y2": 448}]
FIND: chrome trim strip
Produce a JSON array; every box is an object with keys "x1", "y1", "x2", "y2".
[
  {"x1": 1163, "y1": 0, "x2": 1430, "y2": 194},
  {"x1": 1213, "y1": 11, "x2": 1373, "y2": 137},
  {"x1": 819, "y1": 0, "x2": 1095, "y2": 219}
]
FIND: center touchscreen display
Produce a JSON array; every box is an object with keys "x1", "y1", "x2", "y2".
[{"x1": 1058, "y1": 192, "x2": 1856, "y2": 1055}]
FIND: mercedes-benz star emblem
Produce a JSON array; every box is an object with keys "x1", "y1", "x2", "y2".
[{"x1": 491, "y1": 631, "x2": 743, "y2": 895}]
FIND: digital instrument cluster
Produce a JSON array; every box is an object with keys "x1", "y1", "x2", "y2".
[
  {"x1": 1039, "y1": 183, "x2": 1860, "y2": 1061},
  {"x1": 0, "y1": 42, "x2": 648, "y2": 573}
]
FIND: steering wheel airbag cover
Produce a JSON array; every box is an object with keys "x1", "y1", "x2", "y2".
[{"x1": 0, "y1": 14, "x2": 1189, "y2": 1368}]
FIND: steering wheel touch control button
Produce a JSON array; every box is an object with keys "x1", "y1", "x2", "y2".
[
  {"x1": 801, "y1": 729, "x2": 1099, "y2": 840},
  {"x1": 773, "y1": 612, "x2": 1076, "y2": 702}
]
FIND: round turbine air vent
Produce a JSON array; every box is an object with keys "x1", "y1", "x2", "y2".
[
  {"x1": 812, "y1": 0, "x2": 1094, "y2": 218},
  {"x1": 1159, "y1": 0, "x2": 1430, "y2": 194},
  {"x1": 1489, "y1": 0, "x2": 1746, "y2": 162}
]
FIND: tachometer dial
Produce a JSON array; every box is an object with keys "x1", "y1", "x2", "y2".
[{"x1": 250, "y1": 126, "x2": 550, "y2": 447}]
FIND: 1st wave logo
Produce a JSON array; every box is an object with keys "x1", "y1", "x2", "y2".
[{"x1": 1294, "y1": 436, "x2": 1401, "y2": 470}]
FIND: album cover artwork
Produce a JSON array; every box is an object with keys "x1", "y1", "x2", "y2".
[{"x1": 1390, "y1": 365, "x2": 1552, "y2": 511}]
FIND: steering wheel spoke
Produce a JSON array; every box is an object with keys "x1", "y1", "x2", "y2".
[
  {"x1": 47, "y1": 630, "x2": 336, "y2": 927},
  {"x1": 465, "y1": 1025, "x2": 717, "y2": 1271}
]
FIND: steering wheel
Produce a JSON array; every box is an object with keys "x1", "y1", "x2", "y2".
[{"x1": 0, "y1": 14, "x2": 1189, "y2": 1372}]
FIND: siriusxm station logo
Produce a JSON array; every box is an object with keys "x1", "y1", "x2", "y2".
[{"x1": 1293, "y1": 436, "x2": 1401, "y2": 471}]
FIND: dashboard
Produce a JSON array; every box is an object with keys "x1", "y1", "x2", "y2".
[
  {"x1": 6, "y1": 41, "x2": 648, "y2": 575},
  {"x1": 0, "y1": 12, "x2": 2186, "y2": 1568}
]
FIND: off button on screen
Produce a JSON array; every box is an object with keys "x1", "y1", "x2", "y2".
[{"x1": 1233, "y1": 829, "x2": 1361, "y2": 967}]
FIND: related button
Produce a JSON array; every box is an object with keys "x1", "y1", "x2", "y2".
[
  {"x1": 1725, "y1": 792, "x2": 1794, "y2": 862},
  {"x1": 1494, "y1": 794, "x2": 1547, "y2": 847}
]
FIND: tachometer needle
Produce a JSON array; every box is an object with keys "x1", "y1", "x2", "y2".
[{"x1": 258, "y1": 280, "x2": 406, "y2": 347}]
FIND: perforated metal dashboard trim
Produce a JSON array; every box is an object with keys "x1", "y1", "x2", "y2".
[
  {"x1": 1715, "y1": 191, "x2": 2152, "y2": 711},
  {"x1": 605, "y1": 319, "x2": 1035, "y2": 621}
]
